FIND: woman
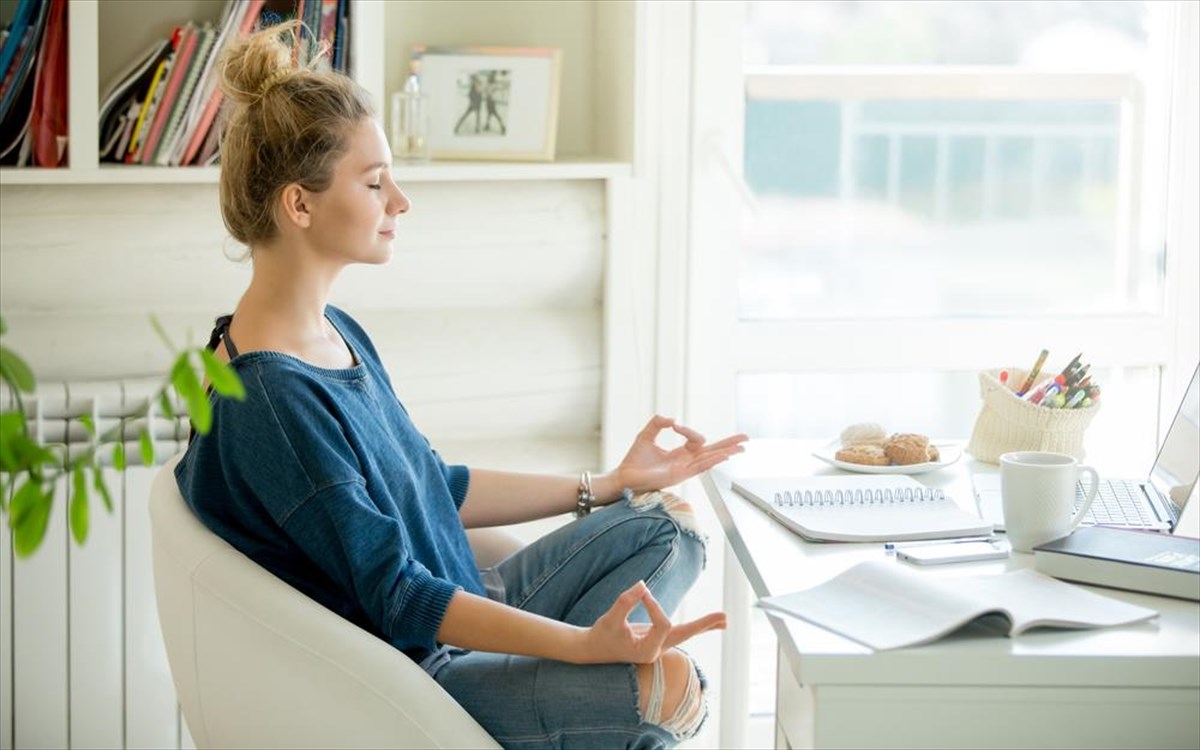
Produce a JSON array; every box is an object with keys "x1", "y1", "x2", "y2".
[{"x1": 176, "y1": 22, "x2": 747, "y2": 749}]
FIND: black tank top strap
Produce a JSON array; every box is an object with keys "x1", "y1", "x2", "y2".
[
  {"x1": 190, "y1": 314, "x2": 237, "y2": 445},
  {"x1": 208, "y1": 314, "x2": 240, "y2": 358}
]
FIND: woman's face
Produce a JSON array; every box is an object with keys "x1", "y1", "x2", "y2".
[{"x1": 305, "y1": 118, "x2": 409, "y2": 265}]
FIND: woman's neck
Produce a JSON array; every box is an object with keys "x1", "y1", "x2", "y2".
[{"x1": 238, "y1": 241, "x2": 341, "y2": 334}]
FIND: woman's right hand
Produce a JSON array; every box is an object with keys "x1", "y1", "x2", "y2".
[{"x1": 577, "y1": 581, "x2": 727, "y2": 664}]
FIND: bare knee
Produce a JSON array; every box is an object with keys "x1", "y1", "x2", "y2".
[
  {"x1": 635, "y1": 649, "x2": 706, "y2": 739},
  {"x1": 629, "y1": 491, "x2": 698, "y2": 534}
]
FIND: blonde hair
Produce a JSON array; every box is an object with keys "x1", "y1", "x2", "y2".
[{"x1": 218, "y1": 21, "x2": 374, "y2": 246}]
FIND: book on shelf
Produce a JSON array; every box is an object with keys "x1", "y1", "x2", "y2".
[
  {"x1": 139, "y1": 24, "x2": 198, "y2": 165},
  {"x1": 1033, "y1": 526, "x2": 1200, "y2": 601},
  {"x1": 759, "y1": 559, "x2": 1159, "y2": 651},
  {"x1": 99, "y1": 38, "x2": 171, "y2": 161},
  {"x1": 155, "y1": 25, "x2": 218, "y2": 165},
  {"x1": 732, "y1": 474, "x2": 993, "y2": 543},
  {"x1": 0, "y1": 0, "x2": 66, "y2": 168}
]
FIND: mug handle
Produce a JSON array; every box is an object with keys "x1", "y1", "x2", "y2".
[{"x1": 1068, "y1": 465, "x2": 1101, "y2": 530}]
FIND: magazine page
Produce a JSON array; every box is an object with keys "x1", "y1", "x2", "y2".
[
  {"x1": 758, "y1": 560, "x2": 999, "y2": 650},
  {"x1": 960, "y1": 569, "x2": 1158, "y2": 634}
]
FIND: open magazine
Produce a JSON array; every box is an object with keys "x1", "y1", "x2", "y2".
[{"x1": 759, "y1": 560, "x2": 1158, "y2": 650}]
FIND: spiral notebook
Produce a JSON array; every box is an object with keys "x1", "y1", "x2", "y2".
[{"x1": 732, "y1": 475, "x2": 993, "y2": 543}]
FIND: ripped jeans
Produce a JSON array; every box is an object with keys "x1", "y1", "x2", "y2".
[{"x1": 429, "y1": 492, "x2": 709, "y2": 750}]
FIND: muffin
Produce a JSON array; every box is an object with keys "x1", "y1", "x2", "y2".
[
  {"x1": 883, "y1": 433, "x2": 931, "y2": 465},
  {"x1": 835, "y1": 444, "x2": 891, "y2": 466}
]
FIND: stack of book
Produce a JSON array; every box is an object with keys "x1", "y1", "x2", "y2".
[
  {"x1": 0, "y1": 0, "x2": 69, "y2": 167},
  {"x1": 98, "y1": 0, "x2": 351, "y2": 168}
]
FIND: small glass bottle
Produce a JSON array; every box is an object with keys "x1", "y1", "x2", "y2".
[{"x1": 391, "y1": 65, "x2": 431, "y2": 163}]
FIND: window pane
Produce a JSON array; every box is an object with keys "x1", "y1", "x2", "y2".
[
  {"x1": 735, "y1": 367, "x2": 1160, "y2": 475},
  {"x1": 745, "y1": 1, "x2": 1149, "y2": 68},
  {"x1": 740, "y1": 96, "x2": 1160, "y2": 319}
]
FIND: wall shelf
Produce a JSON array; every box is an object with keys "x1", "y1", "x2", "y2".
[{"x1": 0, "y1": 158, "x2": 631, "y2": 186}]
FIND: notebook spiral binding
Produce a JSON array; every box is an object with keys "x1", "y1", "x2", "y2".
[{"x1": 773, "y1": 486, "x2": 946, "y2": 507}]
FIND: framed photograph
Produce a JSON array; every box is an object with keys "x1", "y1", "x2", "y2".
[{"x1": 413, "y1": 45, "x2": 562, "y2": 162}]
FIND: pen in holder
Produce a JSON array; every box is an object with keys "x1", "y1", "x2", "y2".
[{"x1": 966, "y1": 368, "x2": 1100, "y2": 464}]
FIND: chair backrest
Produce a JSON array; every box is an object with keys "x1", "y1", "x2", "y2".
[{"x1": 149, "y1": 455, "x2": 500, "y2": 749}]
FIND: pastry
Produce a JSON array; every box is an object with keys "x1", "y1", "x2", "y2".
[
  {"x1": 927, "y1": 444, "x2": 940, "y2": 462},
  {"x1": 883, "y1": 433, "x2": 931, "y2": 465},
  {"x1": 839, "y1": 422, "x2": 887, "y2": 447},
  {"x1": 835, "y1": 444, "x2": 890, "y2": 466}
]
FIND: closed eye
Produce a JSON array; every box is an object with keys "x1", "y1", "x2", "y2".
[{"x1": 368, "y1": 183, "x2": 382, "y2": 190}]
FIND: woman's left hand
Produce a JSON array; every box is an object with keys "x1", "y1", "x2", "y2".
[{"x1": 609, "y1": 415, "x2": 748, "y2": 494}]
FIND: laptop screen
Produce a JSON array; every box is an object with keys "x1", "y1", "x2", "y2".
[{"x1": 1149, "y1": 365, "x2": 1200, "y2": 517}]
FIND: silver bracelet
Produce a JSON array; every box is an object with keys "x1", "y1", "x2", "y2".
[{"x1": 575, "y1": 470, "x2": 594, "y2": 518}]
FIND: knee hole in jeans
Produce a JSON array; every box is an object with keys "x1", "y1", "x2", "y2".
[
  {"x1": 628, "y1": 491, "x2": 699, "y2": 536},
  {"x1": 635, "y1": 649, "x2": 707, "y2": 741}
]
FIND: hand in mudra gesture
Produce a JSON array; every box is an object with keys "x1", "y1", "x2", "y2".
[
  {"x1": 614, "y1": 415, "x2": 748, "y2": 493},
  {"x1": 579, "y1": 581, "x2": 726, "y2": 664}
]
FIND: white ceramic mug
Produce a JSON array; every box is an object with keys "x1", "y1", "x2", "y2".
[{"x1": 999, "y1": 451, "x2": 1100, "y2": 553}]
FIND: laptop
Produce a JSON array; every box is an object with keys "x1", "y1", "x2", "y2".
[{"x1": 974, "y1": 364, "x2": 1200, "y2": 534}]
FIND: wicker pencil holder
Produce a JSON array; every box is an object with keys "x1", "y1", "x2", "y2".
[{"x1": 966, "y1": 368, "x2": 1100, "y2": 464}]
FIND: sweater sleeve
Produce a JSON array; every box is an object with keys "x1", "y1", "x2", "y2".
[
  {"x1": 430, "y1": 449, "x2": 471, "y2": 509},
  {"x1": 281, "y1": 481, "x2": 461, "y2": 651}
]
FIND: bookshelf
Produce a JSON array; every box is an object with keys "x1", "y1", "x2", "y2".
[{"x1": 0, "y1": 0, "x2": 637, "y2": 182}]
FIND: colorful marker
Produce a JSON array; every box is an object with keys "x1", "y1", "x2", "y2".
[{"x1": 1016, "y1": 349, "x2": 1049, "y2": 396}]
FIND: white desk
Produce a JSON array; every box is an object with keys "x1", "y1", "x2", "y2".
[{"x1": 703, "y1": 440, "x2": 1200, "y2": 750}]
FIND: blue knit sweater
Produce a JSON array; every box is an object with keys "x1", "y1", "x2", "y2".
[{"x1": 175, "y1": 306, "x2": 481, "y2": 664}]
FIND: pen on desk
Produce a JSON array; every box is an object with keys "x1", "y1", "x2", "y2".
[
  {"x1": 883, "y1": 535, "x2": 998, "y2": 552},
  {"x1": 1016, "y1": 349, "x2": 1049, "y2": 396}
]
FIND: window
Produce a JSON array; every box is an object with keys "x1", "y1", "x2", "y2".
[{"x1": 692, "y1": 0, "x2": 1192, "y2": 470}]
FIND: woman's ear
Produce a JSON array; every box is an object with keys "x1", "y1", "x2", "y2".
[{"x1": 278, "y1": 183, "x2": 312, "y2": 229}]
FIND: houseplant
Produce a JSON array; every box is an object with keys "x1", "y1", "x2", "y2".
[{"x1": 0, "y1": 314, "x2": 244, "y2": 557}]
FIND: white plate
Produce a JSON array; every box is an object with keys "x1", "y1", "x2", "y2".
[{"x1": 812, "y1": 440, "x2": 963, "y2": 475}]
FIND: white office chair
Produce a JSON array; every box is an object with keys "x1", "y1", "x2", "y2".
[{"x1": 149, "y1": 454, "x2": 509, "y2": 749}]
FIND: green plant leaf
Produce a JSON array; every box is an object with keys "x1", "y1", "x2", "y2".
[
  {"x1": 158, "y1": 390, "x2": 175, "y2": 418},
  {"x1": 113, "y1": 442, "x2": 126, "y2": 471},
  {"x1": 139, "y1": 430, "x2": 154, "y2": 467},
  {"x1": 79, "y1": 414, "x2": 96, "y2": 436},
  {"x1": 0, "y1": 314, "x2": 6, "y2": 336},
  {"x1": 173, "y1": 353, "x2": 212, "y2": 433},
  {"x1": 8, "y1": 432, "x2": 56, "y2": 473},
  {"x1": 0, "y1": 411, "x2": 23, "y2": 470},
  {"x1": 70, "y1": 467, "x2": 89, "y2": 545},
  {"x1": 92, "y1": 467, "x2": 113, "y2": 512},
  {"x1": 11, "y1": 480, "x2": 51, "y2": 558},
  {"x1": 200, "y1": 348, "x2": 246, "y2": 400},
  {"x1": 0, "y1": 345, "x2": 36, "y2": 393}
]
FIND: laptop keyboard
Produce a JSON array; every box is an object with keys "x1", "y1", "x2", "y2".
[{"x1": 1075, "y1": 479, "x2": 1162, "y2": 529}]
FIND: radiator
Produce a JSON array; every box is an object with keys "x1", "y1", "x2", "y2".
[{"x1": 1, "y1": 379, "x2": 194, "y2": 750}]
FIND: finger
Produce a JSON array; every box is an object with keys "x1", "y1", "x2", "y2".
[
  {"x1": 704, "y1": 434, "x2": 750, "y2": 452},
  {"x1": 612, "y1": 580, "x2": 648, "y2": 621},
  {"x1": 687, "y1": 448, "x2": 744, "y2": 475},
  {"x1": 639, "y1": 415, "x2": 675, "y2": 441},
  {"x1": 639, "y1": 589, "x2": 673, "y2": 650},
  {"x1": 663, "y1": 612, "x2": 728, "y2": 649},
  {"x1": 641, "y1": 587, "x2": 673, "y2": 631},
  {"x1": 672, "y1": 422, "x2": 706, "y2": 446}
]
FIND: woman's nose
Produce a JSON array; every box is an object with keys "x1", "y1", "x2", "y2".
[{"x1": 390, "y1": 186, "x2": 411, "y2": 215}]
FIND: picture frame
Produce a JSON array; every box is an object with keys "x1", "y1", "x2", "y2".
[{"x1": 412, "y1": 45, "x2": 562, "y2": 162}]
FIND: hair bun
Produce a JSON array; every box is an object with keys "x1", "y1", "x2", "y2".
[{"x1": 219, "y1": 20, "x2": 298, "y2": 106}]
